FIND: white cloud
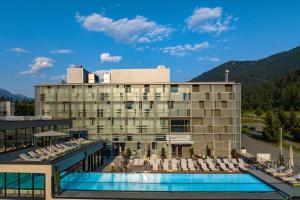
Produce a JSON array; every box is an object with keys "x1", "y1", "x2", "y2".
[
  {"x1": 51, "y1": 75, "x2": 67, "y2": 81},
  {"x1": 176, "y1": 69, "x2": 182, "y2": 73},
  {"x1": 76, "y1": 13, "x2": 173, "y2": 44},
  {"x1": 198, "y1": 56, "x2": 220, "y2": 62},
  {"x1": 19, "y1": 57, "x2": 54, "y2": 76},
  {"x1": 186, "y1": 7, "x2": 234, "y2": 34},
  {"x1": 160, "y1": 42, "x2": 209, "y2": 57},
  {"x1": 100, "y1": 53, "x2": 122, "y2": 63},
  {"x1": 50, "y1": 49, "x2": 73, "y2": 54},
  {"x1": 7, "y1": 47, "x2": 29, "y2": 53}
]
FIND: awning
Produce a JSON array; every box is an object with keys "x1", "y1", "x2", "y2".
[{"x1": 33, "y1": 131, "x2": 69, "y2": 138}]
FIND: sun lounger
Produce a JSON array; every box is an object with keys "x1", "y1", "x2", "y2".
[
  {"x1": 231, "y1": 158, "x2": 238, "y2": 165},
  {"x1": 223, "y1": 158, "x2": 229, "y2": 165},
  {"x1": 152, "y1": 163, "x2": 159, "y2": 171},
  {"x1": 228, "y1": 163, "x2": 239, "y2": 172},
  {"x1": 272, "y1": 168, "x2": 293, "y2": 177},
  {"x1": 216, "y1": 159, "x2": 229, "y2": 171},
  {"x1": 198, "y1": 159, "x2": 210, "y2": 172},
  {"x1": 41, "y1": 148, "x2": 57, "y2": 156},
  {"x1": 206, "y1": 158, "x2": 218, "y2": 171},
  {"x1": 265, "y1": 166, "x2": 285, "y2": 174},
  {"x1": 28, "y1": 151, "x2": 47, "y2": 160},
  {"x1": 188, "y1": 159, "x2": 196, "y2": 172},
  {"x1": 139, "y1": 158, "x2": 145, "y2": 166},
  {"x1": 133, "y1": 158, "x2": 139, "y2": 166},
  {"x1": 163, "y1": 159, "x2": 170, "y2": 171},
  {"x1": 238, "y1": 158, "x2": 245, "y2": 165},
  {"x1": 35, "y1": 149, "x2": 47, "y2": 156},
  {"x1": 171, "y1": 159, "x2": 178, "y2": 171},
  {"x1": 181, "y1": 159, "x2": 189, "y2": 172},
  {"x1": 19, "y1": 153, "x2": 43, "y2": 161},
  {"x1": 280, "y1": 173, "x2": 300, "y2": 182},
  {"x1": 238, "y1": 163, "x2": 248, "y2": 171}
]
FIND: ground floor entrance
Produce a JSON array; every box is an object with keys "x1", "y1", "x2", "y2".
[{"x1": 172, "y1": 144, "x2": 192, "y2": 158}]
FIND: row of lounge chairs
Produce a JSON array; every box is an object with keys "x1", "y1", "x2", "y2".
[
  {"x1": 19, "y1": 138, "x2": 90, "y2": 161},
  {"x1": 264, "y1": 166, "x2": 297, "y2": 184},
  {"x1": 146, "y1": 157, "x2": 248, "y2": 172}
]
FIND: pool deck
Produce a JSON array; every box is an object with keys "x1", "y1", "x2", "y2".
[
  {"x1": 56, "y1": 190, "x2": 286, "y2": 200},
  {"x1": 248, "y1": 169, "x2": 300, "y2": 199}
]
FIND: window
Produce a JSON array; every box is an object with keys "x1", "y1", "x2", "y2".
[
  {"x1": 171, "y1": 85, "x2": 178, "y2": 93},
  {"x1": 127, "y1": 135, "x2": 133, "y2": 141},
  {"x1": 171, "y1": 119, "x2": 190, "y2": 132},
  {"x1": 192, "y1": 85, "x2": 199, "y2": 92},
  {"x1": 214, "y1": 109, "x2": 221, "y2": 117},
  {"x1": 144, "y1": 85, "x2": 150, "y2": 93},
  {"x1": 168, "y1": 101, "x2": 174, "y2": 109},
  {"x1": 199, "y1": 101, "x2": 204, "y2": 108},
  {"x1": 225, "y1": 85, "x2": 232, "y2": 92},
  {"x1": 126, "y1": 101, "x2": 134, "y2": 109},
  {"x1": 205, "y1": 93, "x2": 210, "y2": 100},
  {"x1": 208, "y1": 126, "x2": 213, "y2": 133},
  {"x1": 155, "y1": 93, "x2": 161, "y2": 101},
  {"x1": 221, "y1": 101, "x2": 227, "y2": 108},
  {"x1": 125, "y1": 85, "x2": 131, "y2": 93},
  {"x1": 183, "y1": 93, "x2": 191, "y2": 101}
]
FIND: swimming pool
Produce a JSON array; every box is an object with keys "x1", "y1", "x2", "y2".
[{"x1": 60, "y1": 173, "x2": 275, "y2": 192}]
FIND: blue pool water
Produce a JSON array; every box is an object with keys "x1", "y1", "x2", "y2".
[{"x1": 60, "y1": 173, "x2": 275, "y2": 192}]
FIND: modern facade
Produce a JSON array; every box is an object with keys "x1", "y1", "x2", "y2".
[{"x1": 35, "y1": 67, "x2": 241, "y2": 158}]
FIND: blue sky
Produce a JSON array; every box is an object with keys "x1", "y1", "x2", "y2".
[{"x1": 1, "y1": 0, "x2": 300, "y2": 97}]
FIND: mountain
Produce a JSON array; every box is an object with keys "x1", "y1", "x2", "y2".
[
  {"x1": 191, "y1": 46, "x2": 300, "y2": 86},
  {"x1": 0, "y1": 88, "x2": 31, "y2": 101}
]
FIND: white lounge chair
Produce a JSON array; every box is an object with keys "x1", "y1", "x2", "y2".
[
  {"x1": 216, "y1": 159, "x2": 229, "y2": 171},
  {"x1": 19, "y1": 153, "x2": 43, "y2": 161},
  {"x1": 181, "y1": 159, "x2": 189, "y2": 172},
  {"x1": 238, "y1": 163, "x2": 248, "y2": 171},
  {"x1": 231, "y1": 158, "x2": 238, "y2": 165},
  {"x1": 28, "y1": 151, "x2": 47, "y2": 160},
  {"x1": 280, "y1": 173, "x2": 300, "y2": 182},
  {"x1": 238, "y1": 158, "x2": 245, "y2": 165},
  {"x1": 206, "y1": 158, "x2": 218, "y2": 171},
  {"x1": 198, "y1": 159, "x2": 209, "y2": 172},
  {"x1": 163, "y1": 159, "x2": 170, "y2": 171},
  {"x1": 228, "y1": 163, "x2": 239, "y2": 172},
  {"x1": 272, "y1": 168, "x2": 293, "y2": 177},
  {"x1": 171, "y1": 159, "x2": 178, "y2": 171},
  {"x1": 188, "y1": 159, "x2": 196, "y2": 172}
]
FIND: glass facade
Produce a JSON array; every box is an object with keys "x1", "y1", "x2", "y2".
[
  {"x1": 0, "y1": 172, "x2": 45, "y2": 198},
  {"x1": 0, "y1": 121, "x2": 71, "y2": 153},
  {"x1": 35, "y1": 83, "x2": 241, "y2": 157}
]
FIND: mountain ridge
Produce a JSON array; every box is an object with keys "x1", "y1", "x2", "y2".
[
  {"x1": 191, "y1": 46, "x2": 300, "y2": 85},
  {"x1": 0, "y1": 88, "x2": 30, "y2": 101}
]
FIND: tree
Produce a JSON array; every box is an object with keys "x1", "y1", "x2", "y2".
[
  {"x1": 288, "y1": 110, "x2": 298, "y2": 130},
  {"x1": 263, "y1": 112, "x2": 280, "y2": 143},
  {"x1": 277, "y1": 109, "x2": 288, "y2": 129}
]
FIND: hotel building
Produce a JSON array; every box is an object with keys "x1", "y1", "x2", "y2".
[{"x1": 35, "y1": 66, "x2": 241, "y2": 158}]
